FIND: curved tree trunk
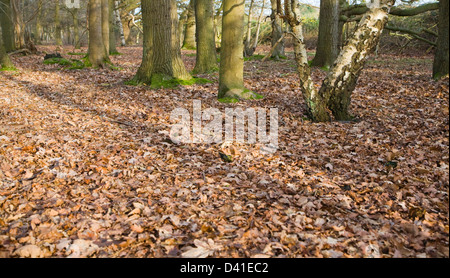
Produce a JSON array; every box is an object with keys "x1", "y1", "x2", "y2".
[
  {"x1": 194, "y1": 0, "x2": 218, "y2": 73},
  {"x1": 433, "y1": 0, "x2": 449, "y2": 79},
  {"x1": 0, "y1": 0, "x2": 15, "y2": 52},
  {"x1": 311, "y1": 0, "x2": 340, "y2": 68},
  {"x1": 287, "y1": 0, "x2": 395, "y2": 122},
  {"x1": 133, "y1": 0, "x2": 191, "y2": 85}
]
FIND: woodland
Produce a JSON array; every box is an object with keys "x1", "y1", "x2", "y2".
[{"x1": 0, "y1": 0, "x2": 448, "y2": 258}]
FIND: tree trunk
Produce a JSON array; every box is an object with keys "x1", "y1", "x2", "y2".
[
  {"x1": 321, "y1": 1, "x2": 393, "y2": 121},
  {"x1": 133, "y1": 0, "x2": 191, "y2": 85},
  {"x1": 88, "y1": 0, "x2": 110, "y2": 67},
  {"x1": 109, "y1": 0, "x2": 118, "y2": 54},
  {"x1": 178, "y1": 7, "x2": 188, "y2": 47},
  {"x1": 0, "y1": 37, "x2": 15, "y2": 69},
  {"x1": 101, "y1": 0, "x2": 110, "y2": 54},
  {"x1": 270, "y1": 0, "x2": 285, "y2": 59},
  {"x1": 194, "y1": 0, "x2": 218, "y2": 73},
  {"x1": 311, "y1": 0, "x2": 340, "y2": 68},
  {"x1": 433, "y1": 0, "x2": 449, "y2": 79},
  {"x1": 252, "y1": 0, "x2": 266, "y2": 51},
  {"x1": 0, "y1": 0, "x2": 15, "y2": 52},
  {"x1": 182, "y1": 0, "x2": 196, "y2": 50},
  {"x1": 11, "y1": 0, "x2": 25, "y2": 49},
  {"x1": 35, "y1": 1, "x2": 43, "y2": 45},
  {"x1": 219, "y1": 0, "x2": 253, "y2": 99},
  {"x1": 73, "y1": 9, "x2": 80, "y2": 49},
  {"x1": 54, "y1": 0, "x2": 62, "y2": 46},
  {"x1": 114, "y1": 1, "x2": 126, "y2": 46},
  {"x1": 244, "y1": 0, "x2": 254, "y2": 57},
  {"x1": 287, "y1": 0, "x2": 395, "y2": 122}
]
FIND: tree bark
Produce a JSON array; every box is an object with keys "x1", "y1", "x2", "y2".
[
  {"x1": 10, "y1": 0, "x2": 25, "y2": 49},
  {"x1": 109, "y1": 0, "x2": 118, "y2": 54},
  {"x1": 55, "y1": 0, "x2": 62, "y2": 46},
  {"x1": 433, "y1": 0, "x2": 449, "y2": 79},
  {"x1": 101, "y1": 0, "x2": 110, "y2": 54},
  {"x1": 114, "y1": 1, "x2": 126, "y2": 46},
  {"x1": 183, "y1": 0, "x2": 196, "y2": 50},
  {"x1": 244, "y1": 0, "x2": 254, "y2": 57},
  {"x1": 0, "y1": 36, "x2": 14, "y2": 69},
  {"x1": 270, "y1": 0, "x2": 285, "y2": 59},
  {"x1": 194, "y1": 0, "x2": 218, "y2": 73},
  {"x1": 0, "y1": 0, "x2": 15, "y2": 52},
  {"x1": 219, "y1": 0, "x2": 253, "y2": 99},
  {"x1": 311, "y1": 0, "x2": 340, "y2": 68},
  {"x1": 88, "y1": 0, "x2": 110, "y2": 67},
  {"x1": 287, "y1": 0, "x2": 395, "y2": 122},
  {"x1": 133, "y1": 0, "x2": 191, "y2": 84}
]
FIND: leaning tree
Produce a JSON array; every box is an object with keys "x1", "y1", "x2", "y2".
[{"x1": 283, "y1": 0, "x2": 396, "y2": 122}]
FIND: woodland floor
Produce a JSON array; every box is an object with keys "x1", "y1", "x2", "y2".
[{"x1": 0, "y1": 45, "x2": 448, "y2": 258}]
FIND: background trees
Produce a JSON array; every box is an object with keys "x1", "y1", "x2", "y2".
[{"x1": 0, "y1": 0, "x2": 448, "y2": 110}]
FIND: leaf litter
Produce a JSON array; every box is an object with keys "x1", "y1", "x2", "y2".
[{"x1": 0, "y1": 46, "x2": 448, "y2": 258}]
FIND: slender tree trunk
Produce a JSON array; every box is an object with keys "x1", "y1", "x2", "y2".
[
  {"x1": 252, "y1": 0, "x2": 265, "y2": 50},
  {"x1": 194, "y1": 0, "x2": 217, "y2": 73},
  {"x1": 311, "y1": 0, "x2": 340, "y2": 68},
  {"x1": 178, "y1": 7, "x2": 188, "y2": 47},
  {"x1": 101, "y1": 0, "x2": 110, "y2": 54},
  {"x1": 182, "y1": 0, "x2": 196, "y2": 49},
  {"x1": 0, "y1": 0, "x2": 15, "y2": 52},
  {"x1": 433, "y1": 0, "x2": 449, "y2": 79},
  {"x1": 244, "y1": 0, "x2": 254, "y2": 56},
  {"x1": 55, "y1": 0, "x2": 62, "y2": 46},
  {"x1": 73, "y1": 9, "x2": 80, "y2": 49},
  {"x1": 219, "y1": 0, "x2": 254, "y2": 99},
  {"x1": 109, "y1": 0, "x2": 118, "y2": 54},
  {"x1": 88, "y1": 0, "x2": 110, "y2": 67},
  {"x1": 114, "y1": 1, "x2": 125, "y2": 46},
  {"x1": 0, "y1": 37, "x2": 14, "y2": 69},
  {"x1": 11, "y1": 0, "x2": 25, "y2": 49},
  {"x1": 133, "y1": 0, "x2": 191, "y2": 84},
  {"x1": 34, "y1": 0, "x2": 43, "y2": 45},
  {"x1": 270, "y1": 0, "x2": 285, "y2": 59}
]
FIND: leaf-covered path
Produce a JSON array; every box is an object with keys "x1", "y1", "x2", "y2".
[{"x1": 0, "y1": 46, "x2": 448, "y2": 258}]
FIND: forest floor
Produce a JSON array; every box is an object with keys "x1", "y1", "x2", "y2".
[{"x1": 0, "y1": 45, "x2": 448, "y2": 258}]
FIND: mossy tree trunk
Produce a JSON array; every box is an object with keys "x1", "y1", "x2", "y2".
[
  {"x1": 88, "y1": 0, "x2": 110, "y2": 67},
  {"x1": 286, "y1": 0, "x2": 394, "y2": 122},
  {"x1": 219, "y1": 0, "x2": 254, "y2": 99},
  {"x1": 0, "y1": 37, "x2": 15, "y2": 69},
  {"x1": 433, "y1": 0, "x2": 449, "y2": 79},
  {"x1": 311, "y1": 0, "x2": 340, "y2": 68},
  {"x1": 193, "y1": 0, "x2": 217, "y2": 73},
  {"x1": 133, "y1": 0, "x2": 191, "y2": 85},
  {"x1": 182, "y1": 0, "x2": 196, "y2": 50},
  {"x1": 0, "y1": 0, "x2": 15, "y2": 52}
]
